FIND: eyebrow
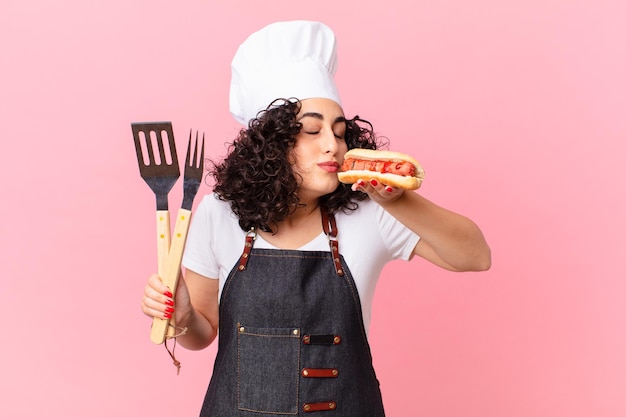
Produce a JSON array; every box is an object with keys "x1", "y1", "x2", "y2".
[{"x1": 298, "y1": 112, "x2": 346, "y2": 125}]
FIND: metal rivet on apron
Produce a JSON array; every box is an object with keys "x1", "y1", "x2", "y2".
[
  {"x1": 333, "y1": 336, "x2": 341, "y2": 344},
  {"x1": 329, "y1": 402, "x2": 336, "y2": 409},
  {"x1": 332, "y1": 369, "x2": 338, "y2": 376},
  {"x1": 293, "y1": 329, "x2": 299, "y2": 336},
  {"x1": 238, "y1": 265, "x2": 245, "y2": 271},
  {"x1": 238, "y1": 326, "x2": 245, "y2": 333},
  {"x1": 303, "y1": 404, "x2": 311, "y2": 411},
  {"x1": 302, "y1": 369, "x2": 309, "y2": 377},
  {"x1": 303, "y1": 335, "x2": 310, "y2": 344}
]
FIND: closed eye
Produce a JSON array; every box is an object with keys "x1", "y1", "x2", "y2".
[{"x1": 305, "y1": 130, "x2": 343, "y2": 139}]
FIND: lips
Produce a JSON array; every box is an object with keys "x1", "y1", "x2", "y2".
[{"x1": 318, "y1": 161, "x2": 340, "y2": 173}]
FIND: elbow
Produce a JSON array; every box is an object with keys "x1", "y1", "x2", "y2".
[
  {"x1": 472, "y1": 246, "x2": 492, "y2": 271},
  {"x1": 474, "y1": 258, "x2": 491, "y2": 272},
  {"x1": 455, "y1": 246, "x2": 491, "y2": 272}
]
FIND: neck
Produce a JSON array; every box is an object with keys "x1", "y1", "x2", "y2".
[
  {"x1": 283, "y1": 200, "x2": 321, "y2": 228},
  {"x1": 259, "y1": 200, "x2": 323, "y2": 249}
]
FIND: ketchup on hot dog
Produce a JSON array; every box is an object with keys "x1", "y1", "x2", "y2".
[{"x1": 341, "y1": 159, "x2": 417, "y2": 177}]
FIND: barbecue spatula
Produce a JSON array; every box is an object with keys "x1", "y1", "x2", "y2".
[{"x1": 131, "y1": 122, "x2": 179, "y2": 276}]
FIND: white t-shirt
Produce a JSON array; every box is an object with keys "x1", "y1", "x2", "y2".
[{"x1": 182, "y1": 193, "x2": 420, "y2": 332}]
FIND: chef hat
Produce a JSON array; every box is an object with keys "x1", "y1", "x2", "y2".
[{"x1": 229, "y1": 20, "x2": 341, "y2": 126}]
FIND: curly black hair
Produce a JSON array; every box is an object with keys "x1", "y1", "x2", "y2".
[{"x1": 210, "y1": 99, "x2": 385, "y2": 232}]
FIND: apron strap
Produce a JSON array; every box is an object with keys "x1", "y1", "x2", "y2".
[
  {"x1": 237, "y1": 208, "x2": 344, "y2": 276},
  {"x1": 321, "y1": 206, "x2": 344, "y2": 277},
  {"x1": 237, "y1": 228, "x2": 256, "y2": 271}
]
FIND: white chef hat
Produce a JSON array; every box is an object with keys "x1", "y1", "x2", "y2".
[{"x1": 229, "y1": 20, "x2": 341, "y2": 126}]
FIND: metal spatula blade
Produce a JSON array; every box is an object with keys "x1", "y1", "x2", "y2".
[{"x1": 131, "y1": 122, "x2": 180, "y2": 210}]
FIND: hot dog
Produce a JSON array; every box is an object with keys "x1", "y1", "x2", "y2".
[{"x1": 338, "y1": 149, "x2": 425, "y2": 190}]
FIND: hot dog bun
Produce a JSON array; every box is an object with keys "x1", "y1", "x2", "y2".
[{"x1": 338, "y1": 149, "x2": 425, "y2": 190}]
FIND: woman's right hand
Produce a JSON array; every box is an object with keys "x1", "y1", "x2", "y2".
[
  {"x1": 141, "y1": 273, "x2": 192, "y2": 325},
  {"x1": 141, "y1": 270, "x2": 220, "y2": 350}
]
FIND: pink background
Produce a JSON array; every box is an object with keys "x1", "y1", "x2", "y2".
[{"x1": 2, "y1": 1, "x2": 625, "y2": 416}]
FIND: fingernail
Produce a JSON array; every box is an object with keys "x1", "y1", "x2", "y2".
[
  {"x1": 370, "y1": 179, "x2": 378, "y2": 186},
  {"x1": 165, "y1": 306, "x2": 175, "y2": 313},
  {"x1": 164, "y1": 290, "x2": 173, "y2": 298},
  {"x1": 357, "y1": 180, "x2": 365, "y2": 187},
  {"x1": 385, "y1": 186, "x2": 393, "y2": 192},
  {"x1": 165, "y1": 299, "x2": 174, "y2": 306},
  {"x1": 164, "y1": 312, "x2": 172, "y2": 319}
]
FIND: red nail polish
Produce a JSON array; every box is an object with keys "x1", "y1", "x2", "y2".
[
  {"x1": 165, "y1": 299, "x2": 174, "y2": 306},
  {"x1": 385, "y1": 186, "x2": 393, "y2": 192},
  {"x1": 165, "y1": 306, "x2": 175, "y2": 313},
  {"x1": 370, "y1": 179, "x2": 378, "y2": 186},
  {"x1": 164, "y1": 291, "x2": 173, "y2": 298},
  {"x1": 164, "y1": 312, "x2": 172, "y2": 319}
]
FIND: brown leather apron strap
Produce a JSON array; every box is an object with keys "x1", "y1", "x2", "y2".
[
  {"x1": 321, "y1": 205, "x2": 337, "y2": 238},
  {"x1": 321, "y1": 206, "x2": 344, "y2": 277},
  {"x1": 238, "y1": 208, "x2": 343, "y2": 276},
  {"x1": 237, "y1": 229, "x2": 256, "y2": 271}
]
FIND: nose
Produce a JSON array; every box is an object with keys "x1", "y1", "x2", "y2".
[{"x1": 321, "y1": 129, "x2": 339, "y2": 154}]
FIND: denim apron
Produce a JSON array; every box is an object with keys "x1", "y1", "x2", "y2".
[{"x1": 199, "y1": 208, "x2": 385, "y2": 416}]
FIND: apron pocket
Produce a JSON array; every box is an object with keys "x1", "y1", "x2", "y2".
[{"x1": 237, "y1": 325, "x2": 301, "y2": 415}]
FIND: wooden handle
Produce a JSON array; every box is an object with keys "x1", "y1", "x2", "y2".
[
  {"x1": 156, "y1": 210, "x2": 170, "y2": 276},
  {"x1": 156, "y1": 210, "x2": 178, "y2": 338},
  {"x1": 150, "y1": 208, "x2": 192, "y2": 344}
]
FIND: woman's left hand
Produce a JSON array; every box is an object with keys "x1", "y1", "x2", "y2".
[{"x1": 351, "y1": 178, "x2": 404, "y2": 206}]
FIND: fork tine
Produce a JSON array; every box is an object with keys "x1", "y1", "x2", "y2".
[
  {"x1": 185, "y1": 129, "x2": 192, "y2": 168},
  {"x1": 184, "y1": 130, "x2": 203, "y2": 172},
  {"x1": 181, "y1": 130, "x2": 205, "y2": 210},
  {"x1": 193, "y1": 131, "x2": 199, "y2": 167},
  {"x1": 189, "y1": 130, "x2": 198, "y2": 167},
  {"x1": 199, "y1": 133, "x2": 205, "y2": 170}
]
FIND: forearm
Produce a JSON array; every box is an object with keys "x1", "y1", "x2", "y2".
[
  {"x1": 174, "y1": 306, "x2": 218, "y2": 351},
  {"x1": 381, "y1": 191, "x2": 491, "y2": 271}
]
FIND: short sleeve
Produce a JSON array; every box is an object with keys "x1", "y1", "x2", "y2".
[
  {"x1": 182, "y1": 195, "x2": 219, "y2": 279},
  {"x1": 375, "y1": 204, "x2": 421, "y2": 261}
]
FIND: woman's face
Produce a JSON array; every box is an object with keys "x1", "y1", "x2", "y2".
[{"x1": 291, "y1": 98, "x2": 348, "y2": 202}]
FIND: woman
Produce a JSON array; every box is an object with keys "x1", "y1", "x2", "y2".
[{"x1": 141, "y1": 21, "x2": 490, "y2": 416}]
